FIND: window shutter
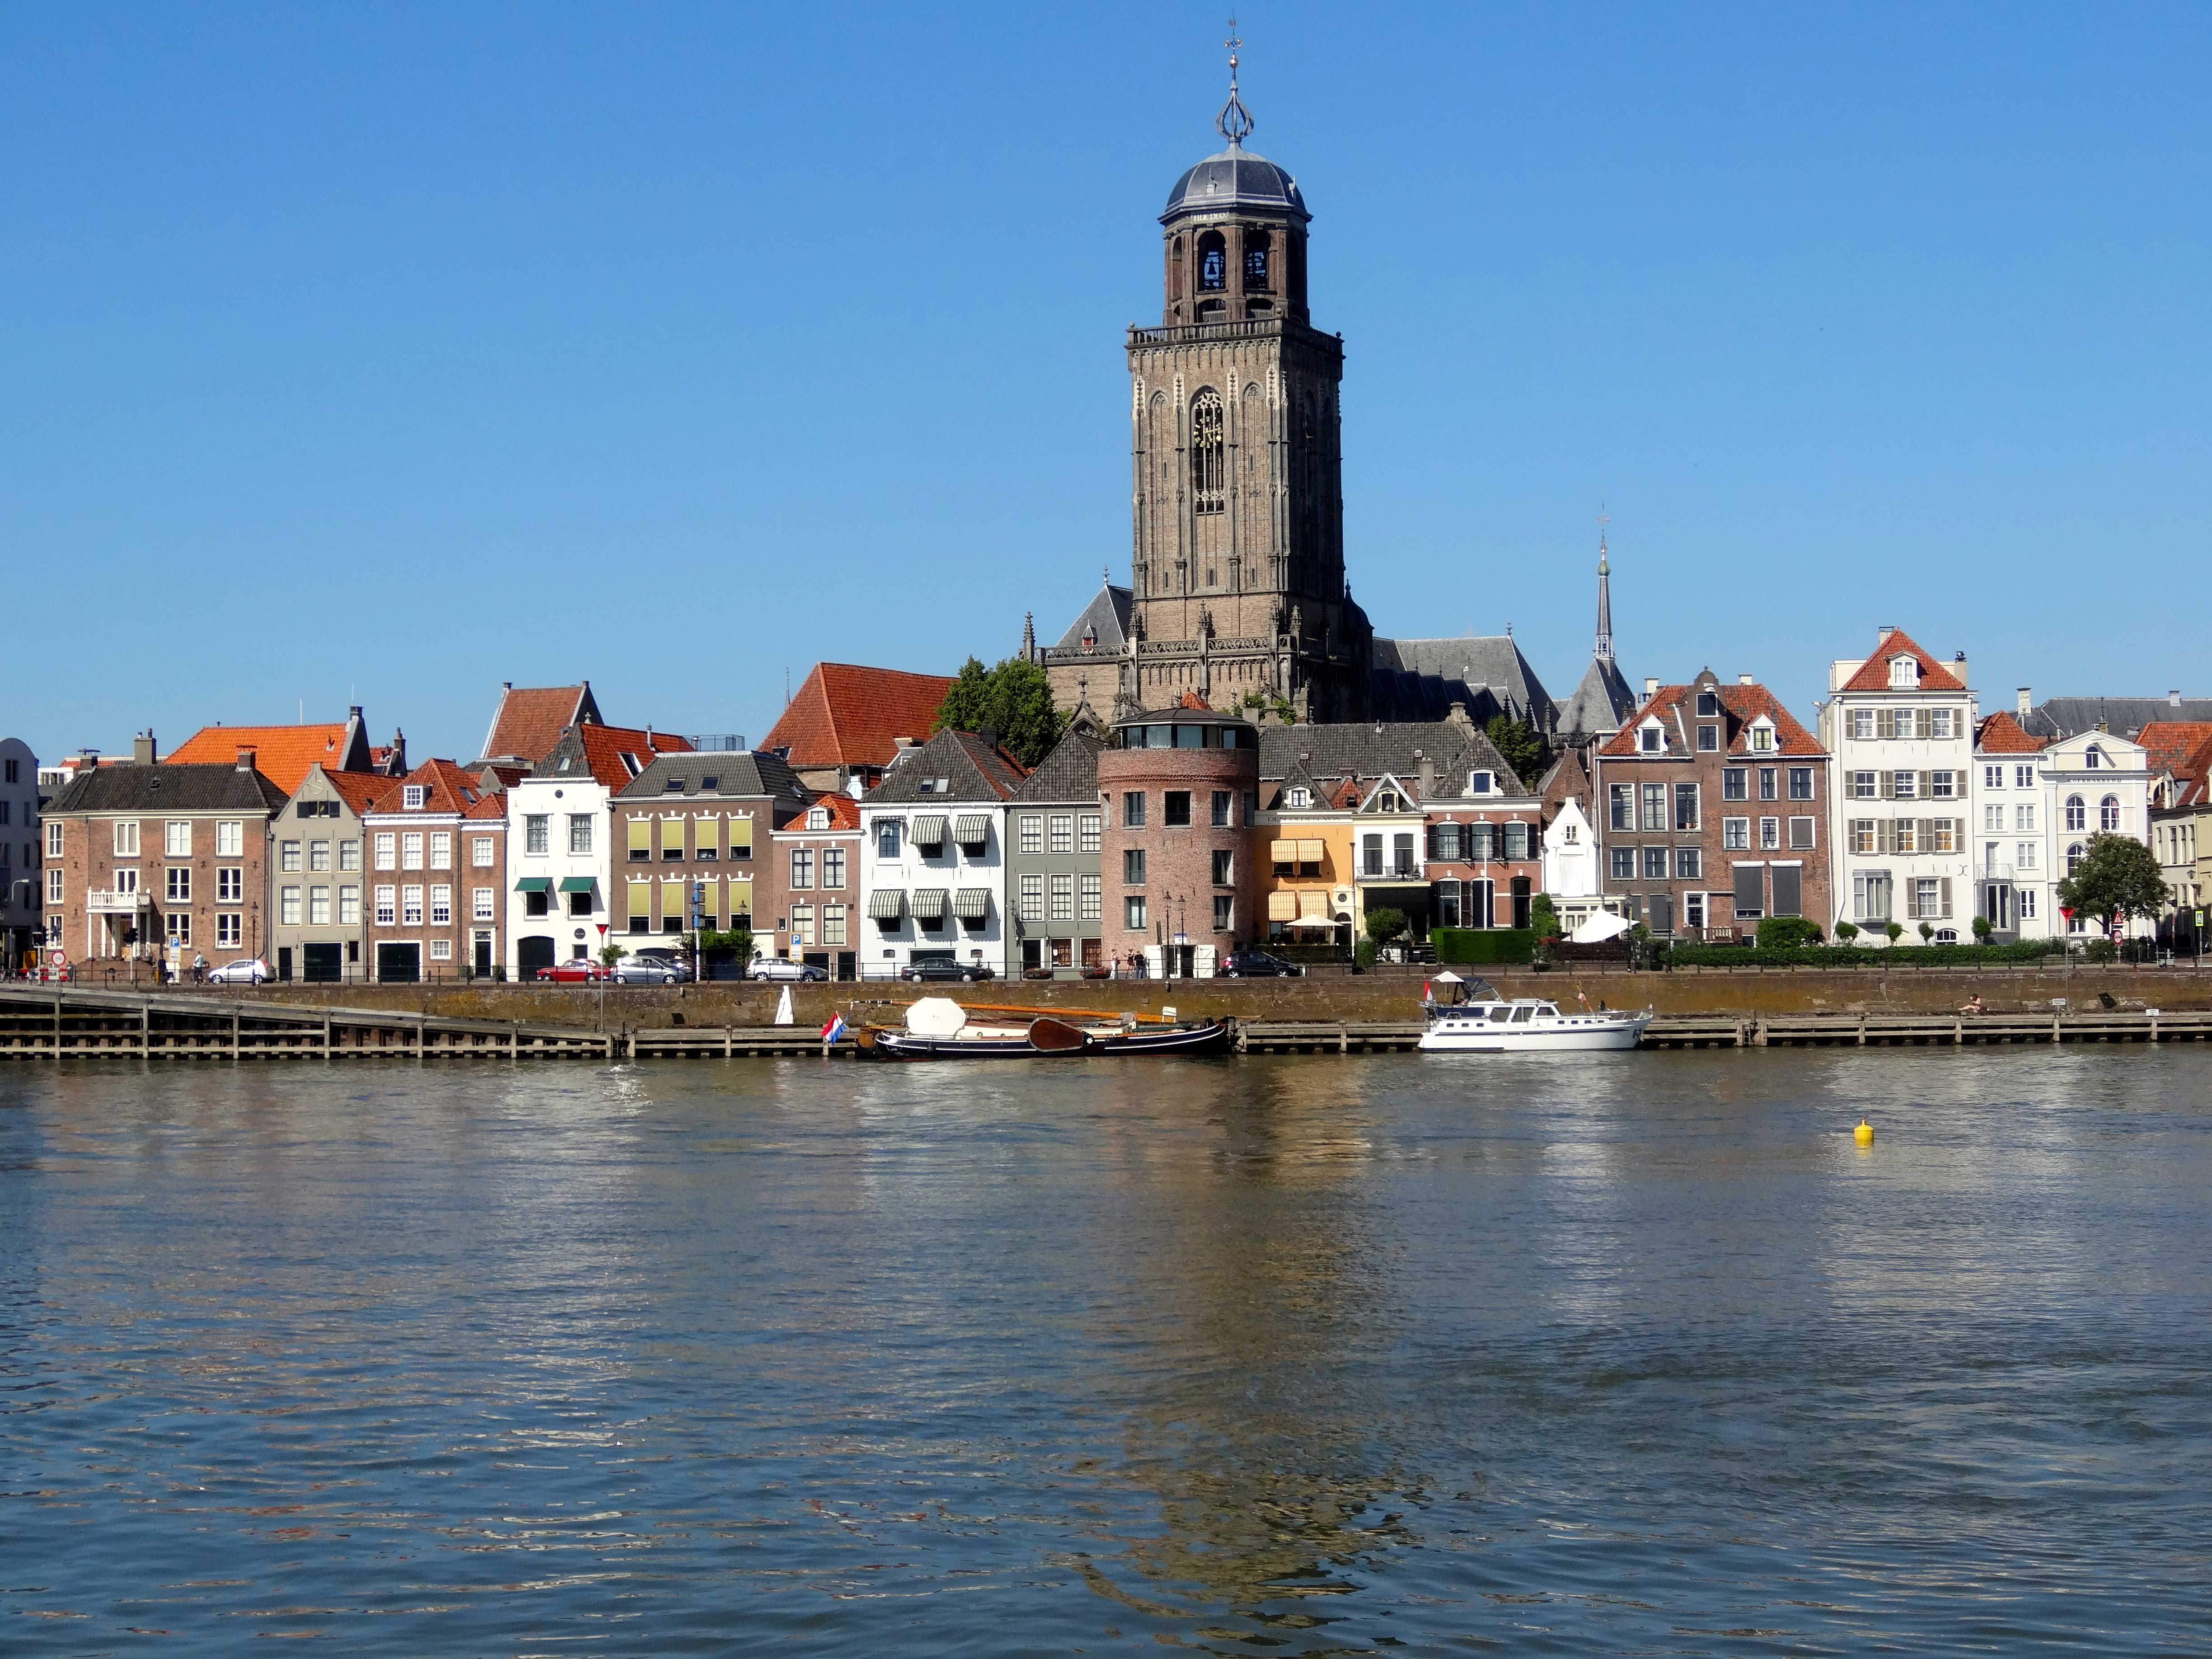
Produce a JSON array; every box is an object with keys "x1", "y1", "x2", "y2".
[
  {"x1": 1918, "y1": 771, "x2": 1933, "y2": 799},
  {"x1": 1918, "y1": 709, "x2": 1935, "y2": 740},
  {"x1": 1771, "y1": 864, "x2": 1802, "y2": 917},
  {"x1": 1426, "y1": 824, "x2": 1440, "y2": 861},
  {"x1": 1879, "y1": 771, "x2": 1894, "y2": 800},
  {"x1": 1878, "y1": 820, "x2": 1893, "y2": 856},
  {"x1": 1904, "y1": 882, "x2": 1918, "y2": 920},
  {"x1": 1940, "y1": 876, "x2": 1953, "y2": 919},
  {"x1": 1733, "y1": 863, "x2": 1763, "y2": 914}
]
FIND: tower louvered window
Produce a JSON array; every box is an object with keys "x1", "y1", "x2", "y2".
[{"x1": 1191, "y1": 391, "x2": 1225, "y2": 516}]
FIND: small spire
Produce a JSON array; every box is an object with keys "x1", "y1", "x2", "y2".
[
  {"x1": 1594, "y1": 511, "x2": 1615, "y2": 663},
  {"x1": 1217, "y1": 18, "x2": 1254, "y2": 148}
]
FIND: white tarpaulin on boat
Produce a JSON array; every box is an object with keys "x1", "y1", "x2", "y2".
[
  {"x1": 1571, "y1": 910, "x2": 1633, "y2": 942},
  {"x1": 904, "y1": 996, "x2": 968, "y2": 1036}
]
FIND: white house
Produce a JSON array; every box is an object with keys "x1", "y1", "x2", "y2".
[
  {"x1": 506, "y1": 722, "x2": 689, "y2": 979},
  {"x1": 2037, "y1": 728, "x2": 2152, "y2": 942},
  {"x1": 1540, "y1": 795, "x2": 1604, "y2": 933},
  {"x1": 1818, "y1": 627, "x2": 1978, "y2": 944},
  {"x1": 857, "y1": 729, "x2": 1026, "y2": 979}
]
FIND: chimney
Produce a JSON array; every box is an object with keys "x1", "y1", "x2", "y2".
[
  {"x1": 133, "y1": 730, "x2": 156, "y2": 765},
  {"x1": 348, "y1": 704, "x2": 363, "y2": 720},
  {"x1": 1876, "y1": 625, "x2": 1897, "y2": 642},
  {"x1": 1417, "y1": 753, "x2": 1436, "y2": 800},
  {"x1": 1738, "y1": 673, "x2": 1755, "y2": 686},
  {"x1": 1644, "y1": 677, "x2": 1660, "y2": 698},
  {"x1": 2171, "y1": 690, "x2": 2184, "y2": 708},
  {"x1": 1446, "y1": 700, "x2": 1473, "y2": 731},
  {"x1": 2017, "y1": 687, "x2": 2032, "y2": 718},
  {"x1": 235, "y1": 745, "x2": 258, "y2": 774},
  {"x1": 978, "y1": 725, "x2": 1000, "y2": 752}
]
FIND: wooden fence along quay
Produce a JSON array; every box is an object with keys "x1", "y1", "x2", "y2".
[{"x1": 4, "y1": 985, "x2": 2212, "y2": 1062}]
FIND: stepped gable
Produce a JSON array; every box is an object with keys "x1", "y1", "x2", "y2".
[
  {"x1": 168, "y1": 716, "x2": 373, "y2": 794},
  {"x1": 1837, "y1": 629, "x2": 1965, "y2": 694},
  {"x1": 477, "y1": 683, "x2": 602, "y2": 767},
  {"x1": 761, "y1": 663, "x2": 958, "y2": 772}
]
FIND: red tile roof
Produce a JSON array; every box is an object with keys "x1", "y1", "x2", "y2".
[
  {"x1": 168, "y1": 723, "x2": 362, "y2": 794},
  {"x1": 806, "y1": 792, "x2": 861, "y2": 830},
  {"x1": 365, "y1": 758, "x2": 501, "y2": 817},
  {"x1": 761, "y1": 663, "x2": 957, "y2": 771},
  {"x1": 1974, "y1": 712, "x2": 2052, "y2": 755},
  {"x1": 2135, "y1": 721, "x2": 2212, "y2": 782},
  {"x1": 314, "y1": 768, "x2": 390, "y2": 816},
  {"x1": 1837, "y1": 628, "x2": 1967, "y2": 694},
  {"x1": 571, "y1": 724, "x2": 692, "y2": 791},
  {"x1": 1598, "y1": 679, "x2": 1824, "y2": 758},
  {"x1": 479, "y1": 684, "x2": 599, "y2": 767}
]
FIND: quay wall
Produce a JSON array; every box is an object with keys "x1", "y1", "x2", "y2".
[{"x1": 154, "y1": 965, "x2": 2212, "y2": 1029}]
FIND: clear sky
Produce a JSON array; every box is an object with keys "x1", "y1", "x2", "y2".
[{"x1": 5, "y1": 3, "x2": 2207, "y2": 766}]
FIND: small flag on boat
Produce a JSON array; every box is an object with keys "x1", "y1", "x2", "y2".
[
  {"x1": 821, "y1": 1013, "x2": 847, "y2": 1044},
  {"x1": 1576, "y1": 988, "x2": 1589, "y2": 1004}
]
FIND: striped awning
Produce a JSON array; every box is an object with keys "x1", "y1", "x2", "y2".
[
  {"x1": 867, "y1": 889, "x2": 905, "y2": 920},
  {"x1": 954, "y1": 887, "x2": 989, "y2": 920},
  {"x1": 953, "y1": 814, "x2": 989, "y2": 846},
  {"x1": 910, "y1": 887, "x2": 948, "y2": 921},
  {"x1": 1269, "y1": 839, "x2": 1297, "y2": 864},
  {"x1": 1267, "y1": 890, "x2": 1297, "y2": 921},
  {"x1": 1298, "y1": 839, "x2": 1326, "y2": 863},
  {"x1": 912, "y1": 815, "x2": 947, "y2": 845},
  {"x1": 1297, "y1": 890, "x2": 1331, "y2": 919}
]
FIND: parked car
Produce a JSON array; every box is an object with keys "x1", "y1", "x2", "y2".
[
  {"x1": 610, "y1": 958, "x2": 684, "y2": 986},
  {"x1": 628, "y1": 947, "x2": 692, "y2": 981},
  {"x1": 749, "y1": 956, "x2": 828, "y2": 983},
  {"x1": 1223, "y1": 948, "x2": 1302, "y2": 978},
  {"x1": 540, "y1": 959, "x2": 609, "y2": 984},
  {"x1": 900, "y1": 959, "x2": 995, "y2": 983},
  {"x1": 206, "y1": 957, "x2": 272, "y2": 985}
]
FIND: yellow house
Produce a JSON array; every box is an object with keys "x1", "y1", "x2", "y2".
[{"x1": 1259, "y1": 769, "x2": 1359, "y2": 948}]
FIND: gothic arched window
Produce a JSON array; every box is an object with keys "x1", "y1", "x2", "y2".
[
  {"x1": 2065, "y1": 794, "x2": 2086, "y2": 831},
  {"x1": 1191, "y1": 391, "x2": 1225, "y2": 516},
  {"x1": 1197, "y1": 231, "x2": 1227, "y2": 291},
  {"x1": 2100, "y1": 794, "x2": 2121, "y2": 831}
]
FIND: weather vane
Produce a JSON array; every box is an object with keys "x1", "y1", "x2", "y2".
[{"x1": 1217, "y1": 16, "x2": 1254, "y2": 148}]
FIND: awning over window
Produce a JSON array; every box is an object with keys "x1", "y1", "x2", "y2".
[
  {"x1": 910, "y1": 887, "x2": 948, "y2": 920},
  {"x1": 1298, "y1": 890, "x2": 1331, "y2": 919},
  {"x1": 661, "y1": 816, "x2": 685, "y2": 853},
  {"x1": 661, "y1": 882, "x2": 688, "y2": 917},
  {"x1": 912, "y1": 815, "x2": 948, "y2": 846},
  {"x1": 729, "y1": 815, "x2": 753, "y2": 855},
  {"x1": 867, "y1": 888, "x2": 905, "y2": 920},
  {"x1": 697, "y1": 815, "x2": 722, "y2": 854},
  {"x1": 627, "y1": 818, "x2": 651, "y2": 851},
  {"x1": 955, "y1": 887, "x2": 989, "y2": 920},
  {"x1": 626, "y1": 880, "x2": 652, "y2": 914},
  {"x1": 558, "y1": 876, "x2": 596, "y2": 894},
  {"x1": 953, "y1": 814, "x2": 989, "y2": 846},
  {"x1": 1269, "y1": 839, "x2": 1297, "y2": 864},
  {"x1": 514, "y1": 876, "x2": 553, "y2": 893},
  {"x1": 1267, "y1": 890, "x2": 1297, "y2": 920},
  {"x1": 1298, "y1": 839, "x2": 1326, "y2": 863}
]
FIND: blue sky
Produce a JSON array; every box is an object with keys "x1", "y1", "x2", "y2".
[{"x1": 5, "y1": 3, "x2": 2207, "y2": 765}]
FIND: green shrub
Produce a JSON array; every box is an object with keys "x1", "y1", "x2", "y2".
[
  {"x1": 1972, "y1": 915, "x2": 1994, "y2": 941},
  {"x1": 1756, "y1": 917, "x2": 1824, "y2": 949},
  {"x1": 1529, "y1": 892, "x2": 1562, "y2": 942},
  {"x1": 1834, "y1": 921, "x2": 1860, "y2": 943},
  {"x1": 1430, "y1": 928, "x2": 1537, "y2": 965},
  {"x1": 1364, "y1": 906, "x2": 1408, "y2": 945},
  {"x1": 2083, "y1": 937, "x2": 2118, "y2": 963},
  {"x1": 1668, "y1": 940, "x2": 2066, "y2": 969},
  {"x1": 1354, "y1": 938, "x2": 1379, "y2": 971}
]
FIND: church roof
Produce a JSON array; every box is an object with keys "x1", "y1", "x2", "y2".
[
  {"x1": 1163, "y1": 148, "x2": 1308, "y2": 224},
  {"x1": 1554, "y1": 655, "x2": 1639, "y2": 740},
  {"x1": 1369, "y1": 636, "x2": 1555, "y2": 730},
  {"x1": 1052, "y1": 583, "x2": 1134, "y2": 654}
]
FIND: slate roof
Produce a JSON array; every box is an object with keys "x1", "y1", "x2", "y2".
[
  {"x1": 1554, "y1": 655, "x2": 1639, "y2": 740},
  {"x1": 48, "y1": 762, "x2": 289, "y2": 815},
  {"x1": 1369, "y1": 636, "x2": 1556, "y2": 731},
  {"x1": 760, "y1": 663, "x2": 957, "y2": 772},
  {"x1": 1012, "y1": 730, "x2": 1106, "y2": 804},
  {"x1": 866, "y1": 728, "x2": 1028, "y2": 806},
  {"x1": 1973, "y1": 712, "x2": 2051, "y2": 755},
  {"x1": 1258, "y1": 719, "x2": 1527, "y2": 800},
  {"x1": 1050, "y1": 583, "x2": 1134, "y2": 653},
  {"x1": 167, "y1": 717, "x2": 372, "y2": 794},
  {"x1": 1835, "y1": 628, "x2": 1967, "y2": 694},
  {"x1": 477, "y1": 684, "x2": 601, "y2": 767},
  {"x1": 1598, "y1": 674, "x2": 1825, "y2": 759},
  {"x1": 2022, "y1": 697, "x2": 2212, "y2": 741},
  {"x1": 1164, "y1": 146, "x2": 1309, "y2": 224},
  {"x1": 614, "y1": 749, "x2": 806, "y2": 802},
  {"x1": 531, "y1": 723, "x2": 693, "y2": 791}
]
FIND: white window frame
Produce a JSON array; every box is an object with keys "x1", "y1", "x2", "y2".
[
  {"x1": 473, "y1": 887, "x2": 496, "y2": 921},
  {"x1": 164, "y1": 820, "x2": 192, "y2": 856},
  {"x1": 473, "y1": 836, "x2": 495, "y2": 868},
  {"x1": 217, "y1": 820, "x2": 243, "y2": 857}
]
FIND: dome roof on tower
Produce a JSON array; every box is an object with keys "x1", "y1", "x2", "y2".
[{"x1": 1162, "y1": 148, "x2": 1308, "y2": 225}]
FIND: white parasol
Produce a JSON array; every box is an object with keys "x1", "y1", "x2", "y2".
[{"x1": 1571, "y1": 910, "x2": 1633, "y2": 943}]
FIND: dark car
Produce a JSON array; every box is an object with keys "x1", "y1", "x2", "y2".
[
  {"x1": 1223, "y1": 948, "x2": 1302, "y2": 977},
  {"x1": 901, "y1": 959, "x2": 995, "y2": 983}
]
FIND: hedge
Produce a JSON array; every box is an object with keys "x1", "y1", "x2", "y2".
[
  {"x1": 1431, "y1": 927, "x2": 1536, "y2": 965},
  {"x1": 1666, "y1": 940, "x2": 2066, "y2": 969}
]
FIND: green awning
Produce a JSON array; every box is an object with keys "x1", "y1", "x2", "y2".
[
  {"x1": 514, "y1": 876, "x2": 553, "y2": 893},
  {"x1": 558, "y1": 876, "x2": 597, "y2": 894},
  {"x1": 955, "y1": 887, "x2": 990, "y2": 920},
  {"x1": 910, "y1": 887, "x2": 948, "y2": 921},
  {"x1": 912, "y1": 814, "x2": 948, "y2": 845},
  {"x1": 953, "y1": 814, "x2": 989, "y2": 846},
  {"x1": 867, "y1": 889, "x2": 904, "y2": 920}
]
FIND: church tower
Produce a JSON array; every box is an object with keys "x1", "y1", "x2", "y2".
[{"x1": 1121, "y1": 37, "x2": 1372, "y2": 720}]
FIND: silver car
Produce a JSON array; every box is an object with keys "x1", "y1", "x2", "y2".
[
  {"x1": 748, "y1": 956, "x2": 827, "y2": 982},
  {"x1": 609, "y1": 959, "x2": 684, "y2": 986}
]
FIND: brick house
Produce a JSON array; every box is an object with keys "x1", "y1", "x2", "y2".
[
  {"x1": 42, "y1": 745, "x2": 287, "y2": 970},
  {"x1": 1594, "y1": 670, "x2": 1832, "y2": 940},
  {"x1": 1097, "y1": 703, "x2": 1257, "y2": 976},
  {"x1": 765, "y1": 790, "x2": 865, "y2": 979},
  {"x1": 474, "y1": 682, "x2": 603, "y2": 769},
  {"x1": 268, "y1": 763, "x2": 386, "y2": 983},
  {"x1": 1004, "y1": 730, "x2": 1108, "y2": 975},
  {"x1": 611, "y1": 750, "x2": 806, "y2": 966},
  {"x1": 362, "y1": 759, "x2": 508, "y2": 982},
  {"x1": 760, "y1": 662, "x2": 957, "y2": 793}
]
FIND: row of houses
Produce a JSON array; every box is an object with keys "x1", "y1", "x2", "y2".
[{"x1": 12, "y1": 628, "x2": 2212, "y2": 983}]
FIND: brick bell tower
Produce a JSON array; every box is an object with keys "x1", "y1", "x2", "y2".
[{"x1": 1123, "y1": 31, "x2": 1371, "y2": 722}]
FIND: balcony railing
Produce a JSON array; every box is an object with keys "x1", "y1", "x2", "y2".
[
  {"x1": 86, "y1": 889, "x2": 151, "y2": 912},
  {"x1": 1359, "y1": 862, "x2": 1425, "y2": 881}
]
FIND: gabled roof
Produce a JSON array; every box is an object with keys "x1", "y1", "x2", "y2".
[
  {"x1": 865, "y1": 728, "x2": 1028, "y2": 806},
  {"x1": 530, "y1": 723, "x2": 693, "y2": 791},
  {"x1": 365, "y1": 758, "x2": 496, "y2": 818},
  {"x1": 1974, "y1": 712, "x2": 2051, "y2": 755},
  {"x1": 1370, "y1": 636, "x2": 1555, "y2": 730},
  {"x1": 1258, "y1": 718, "x2": 1523, "y2": 795},
  {"x1": 614, "y1": 749, "x2": 805, "y2": 802},
  {"x1": 797, "y1": 792, "x2": 862, "y2": 831},
  {"x1": 48, "y1": 762, "x2": 288, "y2": 815},
  {"x1": 2135, "y1": 721, "x2": 2212, "y2": 784},
  {"x1": 167, "y1": 714, "x2": 373, "y2": 794},
  {"x1": 760, "y1": 663, "x2": 957, "y2": 772},
  {"x1": 1051, "y1": 583, "x2": 1134, "y2": 653},
  {"x1": 1836, "y1": 628, "x2": 1967, "y2": 694},
  {"x1": 477, "y1": 683, "x2": 601, "y2": 768},
  {"x1": 1598, "y1": 676, "x2": 1825, "y2": 759},
  {"x1": 1012, "y1": 730, "x2": 1106, "y2": 804},
  {"x1": 296, "y1": 763, "x2": 390, "y2": 818},
  {"x1": 1555, "y1": 655, "x2": 1639, "y2": 740}
]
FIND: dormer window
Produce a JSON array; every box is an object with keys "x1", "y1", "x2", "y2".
[
  {"x1": 1639, "y1": 723, "x2": 1665, "y2": 754},
  {"x1": 701, "y1": 775, "x2": 719, "y2": 790},
  {"x1": 619, "y1": 753, "x2": 642, "y2": 778},
  {"x1": 1286, "y1": 787, "x2": 1311, "y2": 809},
  {"x1": 1468, "y1": 771, "x2": 1493, "y2": 796},
  {"x1": 1377, "y1": 790, "x2": 1401, "y2": 812},
  {"x1": 806, "y1": 807, "x2": 830, "y2": 830},
  {"x1": 1749, "y1": 722, "x2": 1775, "y2": 753},
  {"x1": 556, "y1": 755, "x2": 573, "y2": 773},
  {"x1": 1889, "y1": 656, "x2": 1919, "y2": 688},
  {"x1": 403, "y1": 785, "x2": 426, "y2": 810},
  {"x1": 665, "y1": 777, "x2": 685, "y2": 793}
]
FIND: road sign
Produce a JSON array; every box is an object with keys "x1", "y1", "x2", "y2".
[{"x1": 47, "y1": 949, "x2": 64, "y2": 967}]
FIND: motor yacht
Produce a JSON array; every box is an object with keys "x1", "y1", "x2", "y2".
[{"x1": 1419, "y1": 994, "x2": 1651, "y2": 1053}]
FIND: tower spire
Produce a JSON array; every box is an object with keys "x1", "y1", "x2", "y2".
[
  {"x1": 1216, "y1": 18, "x2": 1253, "y2": 149},
  {"x1": 1594, "y1": 508, "x2": 1614, "y2": 662}
]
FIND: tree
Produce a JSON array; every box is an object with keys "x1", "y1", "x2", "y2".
[
  {"x1": 1884, "y1": 922, "x2": 1905, "y2": 943},
  {"x1": 1918, "y1": 921, "x2": 1936, "y2": 943},
  {"x1": 1364, "y1": 906, "x2": 1408, "y2": 945},
  {"x1": 1834, "y1": 921, "x2": 1860, "y2": 943},
  {"x1": 933, "y1": 655, "x2": 1067, "y2": 767},
  {"x1": 1528, "y1": 892, "x2": 1561, "y2": 942},
  {"x1": 1972, "y1": 914, "x2": 1993, "y2": 942},
  {"x1": 2057, "y1": 832, "x2": 2168, "y2": 937},
  {"x1": 1485, "y1": 714, "x2": 1548, "y2": 784}
]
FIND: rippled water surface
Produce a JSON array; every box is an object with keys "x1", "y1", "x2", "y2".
[{"x1": 5, "y1": 1050, "x2": 2212, "y2": 1654}]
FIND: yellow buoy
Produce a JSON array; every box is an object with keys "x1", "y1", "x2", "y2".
[{"x1": 1854, "y1": 1118, "x2": 1875, "y2": 1145}]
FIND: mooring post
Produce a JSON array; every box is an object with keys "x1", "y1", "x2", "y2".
[
  {"x1": 141, "y1": 1003, "x2": 150, "y2": 1058},
  {"x1": 230, "y1": 1010, "x2": 240, "y2": 1060},
  {"x1": 52, "y1": 996, "x2": 61, "y2": 1060}
]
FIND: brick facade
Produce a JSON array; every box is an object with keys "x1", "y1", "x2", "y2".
[
  {"x1": 1097, "y1": 710, "x2": 1259, "y2": 970},
  {"x1": 361, "y1": 760, "x2": 507, "y2": 981}
]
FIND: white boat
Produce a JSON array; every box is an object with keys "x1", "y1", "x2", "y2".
[{"x1": 1419, "y1": 995, "x2": 1651, "y2": 1053}]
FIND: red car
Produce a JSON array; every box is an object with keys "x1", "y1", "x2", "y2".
[{"x1": 539, "y1": 959, "x2": 609, "y2": 984}]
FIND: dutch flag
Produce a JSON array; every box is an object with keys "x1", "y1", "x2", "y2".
[{"x1": 820, "y1": 1013, "x2": 848, "y2": 1045}]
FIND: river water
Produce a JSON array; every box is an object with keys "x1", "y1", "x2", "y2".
[{"x1": 4, "y1": 1050, "x2": 2210, "y2": 1655}]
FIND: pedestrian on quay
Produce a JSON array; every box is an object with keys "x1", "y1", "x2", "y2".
[
  {"x1": 192, "y1": 952, "x2": 207, "y2": 985},
  {"x1": 1960, "y1": 993, "x2": 1986, "y2": 1016}
]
